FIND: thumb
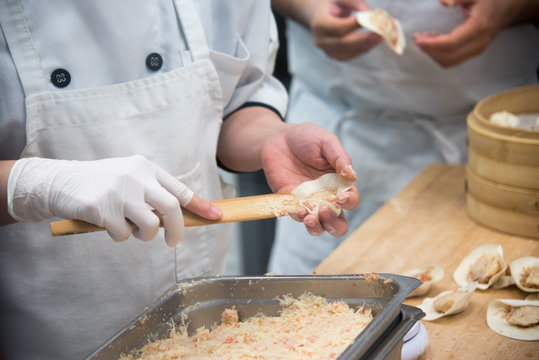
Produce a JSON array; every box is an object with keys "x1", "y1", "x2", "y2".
[
  {"x1": 184, "y1": 194, "x2": 222, "y2": 220},
  {"x1": 334, "y1": 0, "x2": 370, "y2": 12},
  {"x1": 439, "y1": 0, "x2": 474, "y2": 7},
  {"x1": 321, "y1": 15, "x2": 361, "y2": 36}
]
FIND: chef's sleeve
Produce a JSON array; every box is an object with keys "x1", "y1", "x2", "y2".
[{"x1": 208, "y1": 1, "x2": 288, "y2": 119}]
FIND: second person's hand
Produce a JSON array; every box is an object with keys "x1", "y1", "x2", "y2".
[
  {"x1": 309, "y1": 0, "x2": 382, "y2": 61},
  {"x1": 272, "y1": 0, "x2": 381, "y2": 61},
  {"x1": 414, "y1": 0, "x2": 539, "y2": 67}
]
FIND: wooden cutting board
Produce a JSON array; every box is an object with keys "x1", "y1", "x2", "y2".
[{"x1": 316, "y1": 164, "x2": 539, "y2": 360}]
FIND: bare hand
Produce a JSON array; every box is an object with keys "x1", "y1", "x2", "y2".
[
  {"x1": 260, "y1": 122, "x2": 359, "y2": 237},
  {"x1": 309, "y1": 0, "x2": 382, "y2": 61},
  {"x1": 414, "y1": 0, "x2": 537, "y2": 67}
]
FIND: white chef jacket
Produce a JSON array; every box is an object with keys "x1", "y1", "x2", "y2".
[
  {"x1": 0, "y1": 0, "x2": 287, "y2": 159},
  {"x1": 0, "y1": 1, "x2": 287, "y2": 359},
  {"x1": 268, "y1": 0, "x2": 539, "y2": 275}
]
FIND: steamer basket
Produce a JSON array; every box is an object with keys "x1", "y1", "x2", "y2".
[
  {"x1": 468, "y1": 148, "x2": 539, "y2": 189},
  {"x1": 466, "y1": 193, "x2": 539, "y2": 239},
  {"x1": 466, "y1": 84, "x2": 539, "y2": 238},
  {"x1": 467, "y1": 84, "x2": 539, "y2": 189},
  {"x1": 466, "y1": 166, "x2": 539, "y2": 217},
  {"x1": 470, "y1": 84, "x2": 539, "y2": 139}
]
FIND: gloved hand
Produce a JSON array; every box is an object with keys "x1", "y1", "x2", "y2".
[{"x1": 7, "y1": 155, "x2": 220, "y2": 246}]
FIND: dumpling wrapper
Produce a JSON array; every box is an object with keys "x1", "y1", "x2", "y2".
[
  {"x1": 356, "y1": 8, "x2": 406, "y2": 55},
  {"x1": 492, "y1": 274, "x2": 515, "y2": 289},
  {"x1": 292, "y1": 171, "x2": 355, "y2": 218},
  {"x1": 487, "y1": 299, "x2": 539, "y2": 341},
  {"x1": 418, "y1": 282, "x2": 477, "y2": 321},
  {"x1": 510, "y1": 256, "x2": 539, "y2": 293},
  {"x1": 403, "y1": 264, "x2": 445, "y2": 297}
]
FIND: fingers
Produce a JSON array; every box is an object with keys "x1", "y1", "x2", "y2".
[
  {"x1": 335, "y1": 184, "x2": 360, "y2": 211},
  {"x1": 156, "y1": 168, "x2": 194, "y2": 205},
  {"x1": 316, "y1": 31, "x2": 382, "y2": 61},
  {"x1": 440, "y1": 0, "x2": 475, "y2": 7},
  {"x1": 125, "y1": 204, "x2": 161, "y2": 242},
  {"x1": 303, "y1": 207, "x2": 349, "y2": 237},
  {"x1": 105, "y1": 220, "x2": 133, "y2": 243},
  {"x1": 311, "y1": 4, "x2": 381, "y2": 61},
  {"x1": 184, "y1": 194, "x2": 222, "y2": 220},
  {"x1": 303, "y1": 214, "x2": 325, "y2": 236},
  {"x1": 319, "y1": 207, "x2": 349, "y2": 237},
  {"x1": 314, "y1": 14, "x2": 361, "y2": 37},
  {"x1": 414, "y1": 16, "x2": 491, "y2": 67},
  {"x1": 439, "y1": 0, "x2": 456, "y2": 7},
  {"x1": 317, "y1": 131, "x2": 357, "y2": 184},
  {"x1": 154, "y1": 168, "x2": 203, "y2": 246},
  {"x1": 417, "y1": 0, "x2": 504, "y2": 67},
  {"x1": 151, "y1": 172, "x2": 222, "y2": 246},
  {"x1": 143, "y1": 184, "x2": 184, "y2": 246},
  {"x1": 333, "y1": 0, "x2": 370, "y2": 13}
]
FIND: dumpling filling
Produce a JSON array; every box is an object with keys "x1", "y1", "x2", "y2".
[
  {"x1": 467, "y1": 254, "x2": 501, "y2": 284},
  {"x1": 412, "y1": 270, "x2": 433, "y2": 283},
  {"x1": 122, "y1": 293, "x2": 373, "y2": 360},
  {"x1": 504, "y1": 305, "x2": 539, "y2": 328},
  {"x1": 433, "y1": 290, "x2": 460, "y2": 314},
  {"x1": 520, "y1": 265, "x2": 539, "y2": 289}
]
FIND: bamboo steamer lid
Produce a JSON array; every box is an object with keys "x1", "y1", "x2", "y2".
[{"x1": 466, "y1": 84, "x2": 539, "y2": 238}]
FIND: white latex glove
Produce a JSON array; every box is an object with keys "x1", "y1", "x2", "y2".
[{"x1": 7, "y1": 155, "x2": 194, "y2": 246}]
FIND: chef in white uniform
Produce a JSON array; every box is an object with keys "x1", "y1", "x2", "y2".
[
  {"x1": 0, "y1": 1, "x2": 359, "y2": 358},
  {"x1": 269, "y1": 0, "x2": 539, "y2": 274}
]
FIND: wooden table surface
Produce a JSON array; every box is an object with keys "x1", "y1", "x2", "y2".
[{"x1": 316, "y1": 164, "x2": 539, "y2": 359}]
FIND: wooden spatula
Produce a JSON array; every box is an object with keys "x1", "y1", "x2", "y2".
[{"x1": 50, "y1": 193, "x2": 300, "y2": 236}]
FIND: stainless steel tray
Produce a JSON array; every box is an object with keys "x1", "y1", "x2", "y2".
[{"x1": 87, "y1": 274, "x2": 423, "y2": 360}]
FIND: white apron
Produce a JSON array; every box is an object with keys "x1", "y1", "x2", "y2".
[
  {"x1": 268, "y1": 0, "x2": 539, "y2": 275},
  {"x1": 0, "y1": 0, "x2": 233, "y2": 358}
]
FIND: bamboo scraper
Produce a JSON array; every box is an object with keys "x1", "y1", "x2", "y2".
[{"x1": 50, "y1": 193, "x2": 300, "y2": 236}]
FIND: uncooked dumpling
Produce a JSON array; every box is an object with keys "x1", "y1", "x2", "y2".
[
  {"x1": 403, "y1": 264, "x2": 444, "y2": 297},
  {"x1": 356, "y1": 8, "x2": 406, "y2": 55},
  {"x1": 487, "y1": 299, "x2": 539, "y2": 341},
  {"x1": 292, "y1": 170, "x2": 355, "y2": 218},
  {"x1": 418, "y1": 282, "x2": 477, "y2": 321},
  {"x1": 453, "y1": 244, "x2": 507, "y2": 290},
  {"x1": 510, "y1": 256, "x2": 539, "y2": 293}
]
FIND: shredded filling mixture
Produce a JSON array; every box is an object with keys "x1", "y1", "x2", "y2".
[{"x1": 121, "y1": 293, "x2": 373, "y2": 360}]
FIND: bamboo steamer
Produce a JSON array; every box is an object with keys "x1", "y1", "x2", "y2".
[
  {"x1": 466, "y1": 166, "x2": 539, "y2": 217},
  {"x1": 466, "y1": 194, "x2": 539, "y2": 239},
  {"x1": 466, "y1": 84, "x2": 539, "y2": 239}
]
